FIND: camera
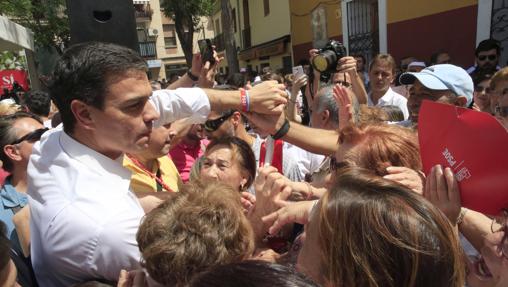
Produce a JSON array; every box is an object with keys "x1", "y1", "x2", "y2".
[{"x1": 311, "y1": 40, "x2": 347, "y2": 74}]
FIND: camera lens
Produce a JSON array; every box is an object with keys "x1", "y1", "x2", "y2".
[{"x1": 312, "y1": 50, "x2": 337, "y2": 73}]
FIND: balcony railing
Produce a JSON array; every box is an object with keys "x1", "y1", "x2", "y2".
[
  {"x1": 213, "y1": 34, "x2": 225, "y2": 52},
  {"x1": 242, "y1": 27, "x2": 251, "y2": 49},
  {"x1": 139, "y1": 41, "x2": 156, "y2": 57},
  {"x1": 134, "y1": 5, "x2": 153, "y2": 20}
]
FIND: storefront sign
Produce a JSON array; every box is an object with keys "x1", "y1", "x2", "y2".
[{"x1": 147, "y1": 59, "x2": 162, "y2": 68}]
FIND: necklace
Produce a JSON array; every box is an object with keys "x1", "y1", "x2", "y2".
[{"x1": 126, "y1": 154, "x2": 174, "y2": 192}]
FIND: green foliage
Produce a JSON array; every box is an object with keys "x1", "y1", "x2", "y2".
[
  {"x1": 0, "y1": 51, "x2": 26, "y2": 70},
  {"x1": 161, "y1": 0, "x2": 214, "y2": 28},
  {"x1": 0, "y1": 0, "x2": 70, "y2": 53}
]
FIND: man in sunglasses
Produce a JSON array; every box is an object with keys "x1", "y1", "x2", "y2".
[
  {"x1": 467, "y1": 39, "x2": 501, "y2": 78},
  {"x1": 0, "y1": 112, "x2": 45, "y2": 284},
  {"x1": 26, "y1": 42, "x2": 288, "y2": 286}
]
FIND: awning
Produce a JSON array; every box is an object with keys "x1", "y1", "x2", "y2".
[
  {"x1": 0, "y1": 16, "x2": 35, "y2": 51},
  {"x1": 133, "y1": 0, "x2": 150, "y2": 4}
]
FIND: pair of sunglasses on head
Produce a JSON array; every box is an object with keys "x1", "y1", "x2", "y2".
[{"x1": 10, "y1": 128, "x2": 48, "y2": 145}]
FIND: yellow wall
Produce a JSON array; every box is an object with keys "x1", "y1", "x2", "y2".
[
  {"x1": 387, "y1": 0, "x2": 477, "y2": 23},
  {"x1": 290, "y1": 0, "x2": 342, "y2": 46},
  {"x1": 249, "y1": 0, "x2": 291, "y2": 45},
  {"x1": 212, "y1": 0, "x2": 242, "y2": 49}
]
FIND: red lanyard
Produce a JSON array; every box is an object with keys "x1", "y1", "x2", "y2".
[{"x1": 126, "y1": 154, "x2": 174, "y2": 192}]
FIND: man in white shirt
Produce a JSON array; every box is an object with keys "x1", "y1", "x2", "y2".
[
  {"x1": 367, "y1": 54, "x2": 409, "y2": 120},
  {"x1": 27, "y1": 42, "x2": 287, "y2": 286}
]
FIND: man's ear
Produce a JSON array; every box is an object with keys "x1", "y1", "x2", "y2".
[
  {"x1": 455, "y1": 96, "x2": 468, "y2": 107},
  {"x1": 231, "y1": 111, "x2": 242, "y2": 127},
  {"x1": 3, "y1": 145, "x2": 21, "y2": 162},
  {"x1": 321, "y1": 109, "x2": 330, "y2": 123},
  {"x1": 70, "y1": 100, "x2": 94, "y2": 130}
]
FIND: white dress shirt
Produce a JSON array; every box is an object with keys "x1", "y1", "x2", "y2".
[
  {"x1": 367, "y1": 87, "x2": 409, "y2": 120},
  {"x1": 28, "y1": 88, "x2": 210, "y2": 286}
]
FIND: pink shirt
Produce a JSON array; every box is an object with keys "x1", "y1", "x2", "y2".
[
  {"x1": 169, "y1": 139, "x2": 209, "y2": 182},
  {"x1": 0, "y1": 168, "x2": 9, "y2": 186}
]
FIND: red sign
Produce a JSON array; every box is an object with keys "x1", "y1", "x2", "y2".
[
  {"x1": 419, "y1": 101, "x2": 508, "y2": 215},
  {"x1": 0, "y1": 70, "x2": 29, "y2": 91}
]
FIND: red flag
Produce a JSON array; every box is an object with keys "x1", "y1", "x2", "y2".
[
  {"x1": 419, "y1": 100, "x2": 508, "y2": 215},
  {"x1": 0, "y1": 70, "x2": 29, "y2": 91}
]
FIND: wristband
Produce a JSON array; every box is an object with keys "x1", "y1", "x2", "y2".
[
  {"x1": 271, "y1": 118, "x2": 290, "y2": 140},
  {"x1": 245, "y1": 90, "x2": 250, "y2": 112},
  {"x1": 187, "y1": 69, "x2": 199, "y2": 81},
  {"x1": 240, "y1": 88, "x2": 250, "y2": 112}
]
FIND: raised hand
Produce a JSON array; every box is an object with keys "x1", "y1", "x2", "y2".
[
  {"x1": 248, "y1": 80, "x2": 288, "y2": 115},
  {"x1": 423, "y1": 164, "x2": 462, "y2": 224},
  {"x1": 333, "y1": 84, "x2": 354, "y2": 130}
]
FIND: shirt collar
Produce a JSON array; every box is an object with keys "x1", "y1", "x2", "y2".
[
  {"x1": 0, "y1": 177, "x2": 28, "y2": 208},
  {"x1": 59, "y1": 131, "x2": 131, "y2": 182},
  {"x1": 368, "y1": 87, "x2": 396, "y2": 106}
]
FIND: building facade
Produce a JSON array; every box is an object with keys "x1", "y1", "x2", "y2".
[
  {"x1": 290, "y1": 0, "x2": 500, "y2": 70},
  {"x1": 134, "y1": 0, "x2": 214, "y2": 81},
  {"x1": 212, "y1": 0, "x2": 293, "y2": 75}
]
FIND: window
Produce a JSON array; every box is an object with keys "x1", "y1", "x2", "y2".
[
  {"x1": 232, "y1": 8, "x2": 237, "y2": 33},
  {"x1": 162, "y1": 24, "x2": 175, "y2": 31},
  {"x1": 164, "y1": 37, "x2": 177, "y2": 47},
  {"x1": 263, "y1": 0, "x2": 270, "y2": 16}
]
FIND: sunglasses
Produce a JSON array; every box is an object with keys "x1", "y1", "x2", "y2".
[
  {"x1": 11, "y1": 128, "x2": 48, "y2": 145},
  {"x1": 495, "y1": 105, "x2": 508, "y2": 118},
  {"x1": 204, "y1": 111, "x2": 234, "y2": 132},
  {"x1": 478, "y1": 54, "x2": 497, "y2": 61},
  {"x1": 491, "y1": 209, "x2": 508, "y2": 260}
]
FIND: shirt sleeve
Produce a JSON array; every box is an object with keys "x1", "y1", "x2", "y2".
[{"x1": 150, "y1": 88, "x2": 211, "y2": 127}]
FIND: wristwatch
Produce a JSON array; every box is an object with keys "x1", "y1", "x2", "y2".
[{"x1": 187, "y1": 69, "x2": 199, "y2": 81}]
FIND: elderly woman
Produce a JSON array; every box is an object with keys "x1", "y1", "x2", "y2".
[
  {"x1": 135, "y1": 181, "x2": 254, "y2": 287},
  {"x1": 198, "y1": 136, "x2": 256, "y2": 193}
]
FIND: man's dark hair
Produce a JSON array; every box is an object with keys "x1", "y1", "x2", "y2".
[
  {"x1": 49, "y1": 42, "x2": 147, "y2": 134},
  {"x1": 23, "y1": 90, "x2": 51, "y2": 117},
  {"x1": 430, "y1": 51, "x2": 448, "y2": 65},
  {"x1": 353, "y1": 54, "x2": 366, "y2": 64},
  {"x1": 189, "y1": 260, "x2": 319, "y2": 287},
  {"x1": 475, "y1": 39, "x2": 501, "y2": 56},
  {"x1": 0, "y1": 112, "x2": 42, "y2": 172},
  {"x1": 472, "y1": 71, "x2": 494, "y2": 86}
]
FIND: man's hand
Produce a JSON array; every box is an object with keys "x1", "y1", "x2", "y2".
[
  {"x1": 243, "y1": 111, "x2": 285, "y2": 136},
  {"x1": 248, "y1": 80, "x2": 288, "y2": 114},
  {"x1": 190, "y1": 53, "x2": 203, "y2": 79},
  {"x1": 333, "y1": 84, "x2": 354, "y2": 130},
  {"x1": 197, "y1": 49, "x2": 222, "y2": 88},
  {"x1": 336, "y1": 56, "x2": 358, "y2": 75}
]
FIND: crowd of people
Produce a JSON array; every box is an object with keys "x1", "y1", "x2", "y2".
[{"x1": 0, "y1": 36, "x2": 506, "y2": 287}]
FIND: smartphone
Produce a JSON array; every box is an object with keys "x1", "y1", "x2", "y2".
[
  {"x1": 198, "y1": 39, "x2": 216, "y2": 65},
  {"x1": 292, "y1": 65, "x2": 304, "y2": 80}
]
